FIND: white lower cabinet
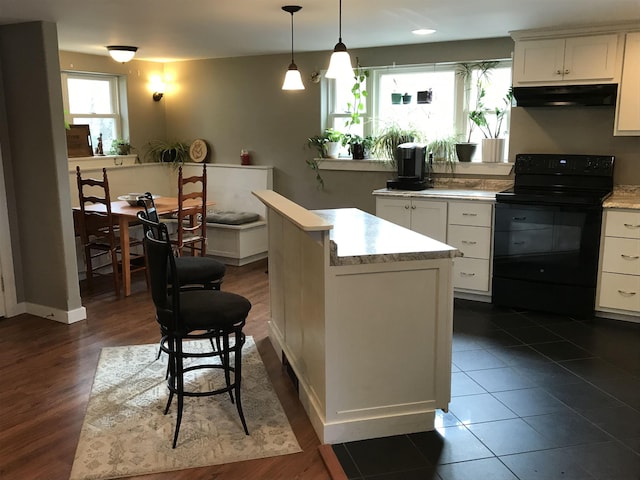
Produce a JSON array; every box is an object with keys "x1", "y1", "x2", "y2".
[
  {"x1": 376, "y1": 195, "x2": 494, "y2": 298},
  {"x1": 448, "y1": 202, "x2": 493, "y2": 295},
  {"x1": 375, "y1": 196, "x2": 447, "y2": 242},
  {"x1": 597, "y1": 208, "x2": 640, "y2": 318}
]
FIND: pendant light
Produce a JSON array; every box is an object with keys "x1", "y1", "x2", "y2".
[
  {"x1": 106, "y1": 45, "x2": 138, "y2": 63},
  {"x1": 325, "y1": 0, "x2": 354, "y2": 79},
  {"x1": 281, "y1": 6, "x2": 305, "y2": 90}
]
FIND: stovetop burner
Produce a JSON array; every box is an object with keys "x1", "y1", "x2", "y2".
[{"x1": 496, "y1": 153, "x2": 614, "y2": 206}]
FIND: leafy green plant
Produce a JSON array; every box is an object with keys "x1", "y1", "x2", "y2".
[
  {"x1": 110, "y1": 139, "x2": 132, "y2": 155},
  {"x1": 306, "y1": 128, "x2": 343, "y2": 158},
  {"x1": 342, "y1": 133, "x2": 376, "y2": 159},
  {"x1": 469, "y1": 89, "x2": 513, "y2": 139},
  {"x1": 427, "y1": 135, "x2": 458, "y2": 172},
  {"x1": 144, "y1": 139, "x2": 190, "y2": 164},
  {"x1": 373, "y1": 124, "x2": 421, "y2": 165},
  {"x1": 344, "y1": 59, "x2": 369, "y2": 129}
]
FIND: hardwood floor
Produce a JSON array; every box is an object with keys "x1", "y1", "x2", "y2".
[{"x1": 0, "y1": 259, "x2": 332, "y2": 480}]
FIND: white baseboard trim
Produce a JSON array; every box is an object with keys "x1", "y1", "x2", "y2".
[{"x1": 25, "y1": 302, "x2": 87, "y2": 324}]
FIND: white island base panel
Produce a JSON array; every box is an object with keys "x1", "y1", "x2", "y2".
[{"x1": 254, "y1": 190, "x2": 457, "y2": 444}]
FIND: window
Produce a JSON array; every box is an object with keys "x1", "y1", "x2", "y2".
[
  {"x1": 61, "y1": 72, "x2": 125, "y2": 154},
  {"x1": 324, "y1": 60, "x2": 512, "y2": 159}
]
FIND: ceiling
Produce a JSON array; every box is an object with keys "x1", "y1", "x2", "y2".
[{"x1": 1, "y1": 0, "x2": 639, "y2": 62}]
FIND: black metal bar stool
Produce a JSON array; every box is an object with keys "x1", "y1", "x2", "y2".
[{"x1": 144, "y1": 223, "x2": 251, "y2": 448}]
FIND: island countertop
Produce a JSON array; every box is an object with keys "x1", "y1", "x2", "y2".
[{"x1": 313, "y1": 208, "x2": 459, "y2": 266}]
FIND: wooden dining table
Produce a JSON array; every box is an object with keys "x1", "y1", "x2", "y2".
[{"x1": 74, "y1": 196, "x2": 209, "y2": 297}]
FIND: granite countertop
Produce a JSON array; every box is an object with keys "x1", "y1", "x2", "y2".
[
  {"x1": 604, "y1": 185, "x2": 640, "y2": 210},
  {"x1": 313, "y1": 208, "x2": 459, "y2": 266},
  {"x1": 373, "y1": 179, "x2": 513, "y2": 201}
]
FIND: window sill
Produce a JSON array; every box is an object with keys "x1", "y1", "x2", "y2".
[{"x1": 316, "y1": 158, "x2": 514, "y2": 176}]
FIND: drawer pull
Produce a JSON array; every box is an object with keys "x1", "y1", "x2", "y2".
[
  {"x1": 621, "y1": 254, "x2": 640, "y2": 260},
  {"x1": 513, "y1": 241, "x2": 525, "y2": 245},
  {"x1": 462, "y1": 213, "x2": 478, "y2": 217},
  {"x1": 617, "y1": 290, "x2": 637, "y2": 297},
  {"x1": 461, "y1": 240, "x2": 477, "y2": 245},
  {"x1": 460, "y1": 272, "x2": 476, "y2": 277},
  {"x1": 623, "y1": 223, "x2": 640, "y2": 229},
  {"x1": 513, "y1": 216, "x2": 527, "y2": 221}
]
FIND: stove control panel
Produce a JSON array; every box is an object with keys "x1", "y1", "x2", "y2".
[{"x1": 515, "y1": 154, "x2": 615, "y2": 176}]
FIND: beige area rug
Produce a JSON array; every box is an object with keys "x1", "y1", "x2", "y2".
[{"x1": 70, "y1": 337, "x2": 301, "y2": 480}]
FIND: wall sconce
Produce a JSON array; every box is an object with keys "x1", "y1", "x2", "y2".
[
  {"x1": 150, "y1": 76, "x2": 166, "y2": 101},
  {"x1": 106, "y1": 45, "x2": 138, "y2": 63}
]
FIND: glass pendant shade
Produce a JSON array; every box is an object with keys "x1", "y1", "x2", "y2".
[
  {"x1": 325, "y1": 45, "x2": 353, "y2": 79},
  {"x1": 282, "y1": 64, "x2": 305, "y2": 90},
  {"x1": 107, "y1": 46, "x2": 138, "y2": 63}
]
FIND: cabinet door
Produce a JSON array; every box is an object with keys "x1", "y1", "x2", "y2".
[
  {"x1": 615, "y1": 32, "x2": 640, "y2": 136},
  {"x1": 599, "y1": 272, "x2": 640, "y2": 313},
  {"x1": 376, "y1": 197, "x2": 411, "y2": 230},
  {"x1": 411, "y1": 199, "x2": 447, "y2": 242},
  {"x1": 513, "y1": 38, "x2": 565, "y2": 84},
  {"x1": 563, "y1": 34, "x2": 619, "y2": 82}
]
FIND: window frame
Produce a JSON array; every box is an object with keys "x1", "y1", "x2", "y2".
[
  {"x1": 61, "y1": 71, "x2": 124, "y2": 146},
  {"x1": 323, "y1": 59, "x2": 512, "y2": 155}
]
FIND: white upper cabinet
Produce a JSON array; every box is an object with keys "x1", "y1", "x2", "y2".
[
  {"x1": 513, "y1": 34, "x2": 621, "y2": 85},
  {"x1": 614, "y1": 31, "x2": 640, "y2": 135}
]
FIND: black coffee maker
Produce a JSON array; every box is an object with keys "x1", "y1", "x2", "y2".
[{"x1": 386, "y1": 142, "x2": 433, "y2": 190}]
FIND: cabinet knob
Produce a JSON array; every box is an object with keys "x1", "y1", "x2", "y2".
[
  {"x1": 411, "y1": 205, "x2": 416, "y2": 210},
  {"x1": 555, "y1": 69, "x2": 562, "y2": 75},
  {"x1": 404, "y1": 205, "x2": 410, "y2": 210},
  {"x1": 564, "y1": 69, "x2": 570, "y2": 75}
]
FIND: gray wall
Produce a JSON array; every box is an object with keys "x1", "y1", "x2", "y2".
[{"x1": 0, "y1": 21, "x2": 81, "y2": 311}]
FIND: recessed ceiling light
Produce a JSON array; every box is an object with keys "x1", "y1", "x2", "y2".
[{"x1": 412, "y1": 29, "x2": 436, "y2": 36}]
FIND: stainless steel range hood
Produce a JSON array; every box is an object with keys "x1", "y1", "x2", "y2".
[{"x1": 512, "y1": 84, "x2": 618, "y2": 107}]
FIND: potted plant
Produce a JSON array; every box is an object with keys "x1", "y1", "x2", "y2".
[
  {"x1": 373, "y1": 123, "x2": 421, "y2": 168},
  {"x1": 455, "y1": 61, "x2": 499, "y2": 162},
  {"x1": 469, "y1": 89, "x2": 513, "y2": 163},
  {"x1": 144, "y1": 139, "x2": 190, "y2": 164},
  {"x1": 427, "y1": 135, "x2": 458, "y2": 172},
  {"x1": 111, "y1": 139, "x2": 132, "y2": 155},
  {"x1": 342, "y1": 133, "x2": 376, "y2": 160},
  {"x1": 344, "y1": 59, "x2": 369, "y2": 129}
]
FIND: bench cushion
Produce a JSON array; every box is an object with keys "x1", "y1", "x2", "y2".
[{"x1": 206, "y1": 210, "x2": 260, "y2": 225}]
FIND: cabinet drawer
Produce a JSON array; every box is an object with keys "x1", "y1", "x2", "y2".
[
  {"x1": 599, "y1": 272, "x2": 640, "y2": 313},
  {"x1": 448, "y1": 225, "x2": 491, "y2": 259},
  {"x1": 453, "y1": 257, "x2": 490, "y2": 291},
  {"x1": 605, "y1": 210, "x2": 640, "y2": 239},
  {"x1": 602, "y1": 237, "x2": 640, "y2": 275},
  {"x1": 449, "y1": 202, "x2": 492, "y2": 227}
]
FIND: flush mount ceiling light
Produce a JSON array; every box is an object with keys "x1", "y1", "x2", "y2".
[
  {"x1": 106, "y1": 45, "x2": 138, "y2": 63},
  {"x1": 325, "y1": 0, "x2": 354, "y2": 79},
  {"x1": 412, "y1": 28, "x2": 436, "y2": 36},
  {"x1": 281, "y1": 5, "x2": 305, "y2": 90}
]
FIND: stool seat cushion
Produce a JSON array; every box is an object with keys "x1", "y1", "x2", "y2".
[
  {"x1": 174, "y1": 256, "x2": 226, "y2": 285},
  {"x1": 179, "y1": 290, "x2": 252, "y2": 331},
  {"x1": 206, "y1": 211, "x2": 260, "y2": 225}
]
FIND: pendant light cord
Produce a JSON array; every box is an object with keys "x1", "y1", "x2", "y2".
[
  {"x1": 290, "y1": 12, "x2": 295, "y2": 64},
  {"x1": 338, "y1": 0, "x2": 343, "y2": 43}
]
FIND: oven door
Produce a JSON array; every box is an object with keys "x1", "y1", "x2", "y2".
[{"x1": 492, "y1": 201, "x2": 603, "y2": 316}]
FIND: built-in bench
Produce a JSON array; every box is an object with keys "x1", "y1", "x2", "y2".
[{"x1": 180, "y1": 163, "x2": 273, "y2": 266}]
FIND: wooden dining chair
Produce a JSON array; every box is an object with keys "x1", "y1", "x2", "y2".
[
  {"x1": 75, "y1": 166, "x2": 149, "y2": 297},
  {"x1": 174, "y1": 164, "x2": 207, "y2": 256}
]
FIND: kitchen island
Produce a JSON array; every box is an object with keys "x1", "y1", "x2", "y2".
[{"x1": 253, "y1": 190, "x2": 459, "y2": 443}]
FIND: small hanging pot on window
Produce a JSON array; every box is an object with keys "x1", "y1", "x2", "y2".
[
  {"x1": 417, "y1": 89, "x2": 433, "y2": 104},
  {"x1": 391, "y1": 92, "x2": 402, "y2": 104},
  {"x1": 402, "y1": 93, "x2": 412, "y2": 104}
]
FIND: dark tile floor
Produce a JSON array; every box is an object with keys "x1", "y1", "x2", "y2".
[{"x1": 332, "y1": 299, "x2": 640, "y2": 480}]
